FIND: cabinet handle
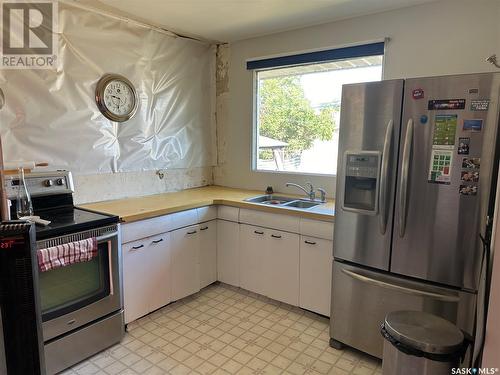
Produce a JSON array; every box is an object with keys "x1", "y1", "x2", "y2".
[
  {"x1": 131, "y1": 244, "x2": 144, "y2": 250},
  {"x1": 187, "y1": 230, "x2": 197, "y2": 235},
  {"x1": 304, "y1": 240, "x2": 317, "y2": 245},
  {"x1": 271, "y1": 234, "x2": 282, "y2": 239},
  {"x1": 254, "y1": 230, "x2": 264, "y2": 235},
  {"x1": 152, "y1": 238, "x2": 163, "y2": 244},
  {"x1": 200, "y1": 226, "x2": 209, "y2": 231}
]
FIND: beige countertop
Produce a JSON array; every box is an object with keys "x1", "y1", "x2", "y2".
[{"x1": 80, "y1": 185, "x2": 335, "y2": 223}]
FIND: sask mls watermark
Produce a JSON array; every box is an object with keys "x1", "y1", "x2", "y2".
[
  {"x1": 452, "y1": 368, "x2": 500, "y2": 374},
  {"x1": 1, "y1": 0, "x2": 58, "y2": 69}
]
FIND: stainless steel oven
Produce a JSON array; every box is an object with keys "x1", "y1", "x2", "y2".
[
  {"x1": 37, "y1": 225, "x2": 121, "y2": 341},
  {"x1": 5, "y1": 171, "x2": 124, "y2": 374},
  {"x1": 40, "y1": 226, "x2": 124, "y2": 375}
]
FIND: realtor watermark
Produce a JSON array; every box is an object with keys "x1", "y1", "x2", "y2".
[
  {"x1": 1, "y1": 0, "x2": 58, "y2": 69},
  {"x1": 452, "y1": 368, "x2": 500, "y2": 374}
]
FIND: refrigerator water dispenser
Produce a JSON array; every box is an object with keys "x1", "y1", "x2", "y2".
[{"x1": 342, "y1": 151, "x2": 381, "y2": 214}]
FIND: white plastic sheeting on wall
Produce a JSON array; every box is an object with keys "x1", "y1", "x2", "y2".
[{"x1": 0, "y1": 3, "x2": 216, "y2": 174}]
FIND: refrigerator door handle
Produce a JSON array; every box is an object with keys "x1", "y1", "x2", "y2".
[
  {"x1": 379, "y1": 119, "x2": 393, "y2": 235},
  {"x1": 341, "y1": 268, "x2": 460, "y2": 302},
  {"x1": 399, "y1": 118, "x2": 413, "y2": 237}
]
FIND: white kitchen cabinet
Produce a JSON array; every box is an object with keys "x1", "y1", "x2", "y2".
[
  {"x1": 240, "y1": 208, "x2": 300, "y2": 233},
  {"x1": 121, "y1": 215, "x2": 172, "y2": 244},
  {"x1": 197, "y1": 206, "x2": 217, "y2": 223},
  {"x1": 122, "y1": 233, "x2": 171, "y2": 324},
  {"x1": 299, "y1": 236, "x2": 333, "y2": 316},
  {"x1": 239, "y1": 224, "x2": 268, "y2": 295},
  {"x1": 121, "y1": 203, "x2": 334, "y2": 323},
  {"x1": 299, "y1": 218, "x2": 334, "y2": 241},
  {"x1": 147, "y1": 233, "x2": 172, "y2": 312},
  {"x1": 266, "y1": 230, "x2": 300, "y2": 305},
  {"x1": 171, "y1": 225, "x2": 200, "y2": 301},
  {"x1": 199, "y1": 220, "x2": 217, "y2": 288},
  {"x1": 123, "y1": 238, "x2": 150, "y2": 323},
  {"x1": 218, "y1": 206, "x2": 239, "y2": 222},
  {"x1": 217, "y1": 219, "x2": 240, "y2": 286}
]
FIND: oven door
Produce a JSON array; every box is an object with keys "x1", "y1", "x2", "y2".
[{"x1": 39, "y1": 227, "x2": 122, "y2": 341}]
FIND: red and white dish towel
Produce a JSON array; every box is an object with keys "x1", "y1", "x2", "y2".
[{"x1": 37, "y1": 237, "x2": 98, "y2": 272}]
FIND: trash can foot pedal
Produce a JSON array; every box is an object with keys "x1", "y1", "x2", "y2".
[{"x1": 329, "y1": 338, "x2": 344, "y2": 350}]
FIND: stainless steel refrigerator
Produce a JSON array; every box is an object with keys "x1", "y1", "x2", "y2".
[{"x1": 330, "y1": 73, "x2": 500, "y2": 359}]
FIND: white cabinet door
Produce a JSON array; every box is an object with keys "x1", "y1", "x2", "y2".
[
  {"x1": 123, "y1": 233, "x2": 172, "y2": 324},
  {"x1": 147, "y1": 233, "x2": 171, "y2": 312},
  {"x1": 217, "y1": 219, "x2": 240, "y2": 287},
  {"x1": 299, "y1": 236, "x2": 333, "y2": 316},
  {"x1": 171, "y1": 225, "x2": 200, "y2": 301},
  {"x1": 122, "y1": 238, "x2": 151, "y2": 324},
  {"x1": 266, "y1": 230, "x2": 300, "y2": 305},
  {"x1": 199, "y1": 220, "x2": 217, "y2": 289},
  {"x1": 239, "y1": 224, "x2": 268, "y2": 295}
]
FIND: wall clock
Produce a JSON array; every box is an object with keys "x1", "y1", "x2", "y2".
[{"x1": 95, "y1": 74, "x2": 138, "y2": 122}]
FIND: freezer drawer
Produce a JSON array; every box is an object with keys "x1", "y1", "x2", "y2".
[{"x1": 330, "y1": 261, "x2": 476, "y2": 358}]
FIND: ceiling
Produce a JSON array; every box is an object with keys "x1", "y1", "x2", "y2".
[{"x1": 71, "y1": 0, "x2": 437, "y2": 43}]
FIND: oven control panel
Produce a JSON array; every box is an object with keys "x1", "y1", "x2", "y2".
[{"x1": 4, "y1": 170, "x2": 74, "y2": 199}]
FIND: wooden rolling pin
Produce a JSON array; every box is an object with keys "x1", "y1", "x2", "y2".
[{"x1": 3, "y1": 161, "x2": 49, "y2": 174}]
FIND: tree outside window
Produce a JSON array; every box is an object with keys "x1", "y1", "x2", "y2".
[{"x1": 254, "y1": 57, "x2": 382, "y2": 175}]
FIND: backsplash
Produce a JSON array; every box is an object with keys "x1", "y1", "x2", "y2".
[{"x1": 73, "y1": 167, "x2": 213, "y2": 205}]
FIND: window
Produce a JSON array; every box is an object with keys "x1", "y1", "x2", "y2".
[{"x1": 251, "y1": 45, "x2": 383, "y2": 175}]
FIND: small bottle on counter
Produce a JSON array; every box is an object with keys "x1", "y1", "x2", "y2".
[{"x1": 16, "y1": 167, "x2": 33, "y2": 219}]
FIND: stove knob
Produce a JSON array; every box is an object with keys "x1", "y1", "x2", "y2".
[
  {"x1": 44, "y1": 179, "x2": 53, "y2": 187},
  {"x1": 56, "y1": 178, "x2": 64, "y2": 186}
]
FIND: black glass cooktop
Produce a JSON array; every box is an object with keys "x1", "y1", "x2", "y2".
[{"x1": 35, "y1": 207, "x2": 118, "y2": 240}]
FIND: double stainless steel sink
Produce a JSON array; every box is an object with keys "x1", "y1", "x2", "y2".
[{"x1": 244, "y1": 194, "x2": 322, "y2": 210}]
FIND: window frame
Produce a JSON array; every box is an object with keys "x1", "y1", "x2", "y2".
[{"x1": 251, "y1": 47, "x2": 385, "y2": 176}]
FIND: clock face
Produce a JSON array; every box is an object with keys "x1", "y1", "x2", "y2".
[
  {"x1": 95, "y1": 74, "x2": 138, "y2": 122},
  {"x1": 103, "y1": 80, "x2": 135, "y2": 116}
]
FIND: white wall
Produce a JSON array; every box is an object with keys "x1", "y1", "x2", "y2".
[
  {"x1": 0, "y1": 3, "x2": 216, "y2": 205},
  {"x1": 214, "y1": 0, "x2": 500, "y2": 197}
]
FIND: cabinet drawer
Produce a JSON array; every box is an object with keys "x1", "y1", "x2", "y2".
[
  {"x1": 121, "y1": 215, "x2": 172, "y2": 243},
  {"x1": 300, "y1": 218, "x2": 334, "y2": 240},
  {"x1": 239, "y1": 209, "x2": 299, "y2": 233},
  {"x1": 197, "y1": 206, "x2": 217, "y2": 223},
  {"x1": 218, "y1": 206, "x2": 239, "y2": 222},
  {"x1": 169, "y1": 209, "x2": 198, "y2": 231}
]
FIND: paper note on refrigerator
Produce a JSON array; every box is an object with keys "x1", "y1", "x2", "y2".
[
  {"x1": 432, "y1": 114, "x2": 458, "y2": 148},
  {"x1": 428, "y1": 149, "x2": 453, "y2": 184},
  {"x1": 428, "y1": 114, "x2": 458, "y2": 184}
]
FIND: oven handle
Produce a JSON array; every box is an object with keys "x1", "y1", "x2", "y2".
[
  {"x1": 107, "y1": 240, "x2": 114, "y2": 296},
  {"x1": 96, "y1": 231, "x2": 118, "y2": 243},
  {"x1": 96, "y1": 231, "x2": 118, "y2": 296}
]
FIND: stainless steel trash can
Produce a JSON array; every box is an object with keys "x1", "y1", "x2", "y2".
[{"x1": 380, "y1": 311, "x2": 465, "y2": 375}]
